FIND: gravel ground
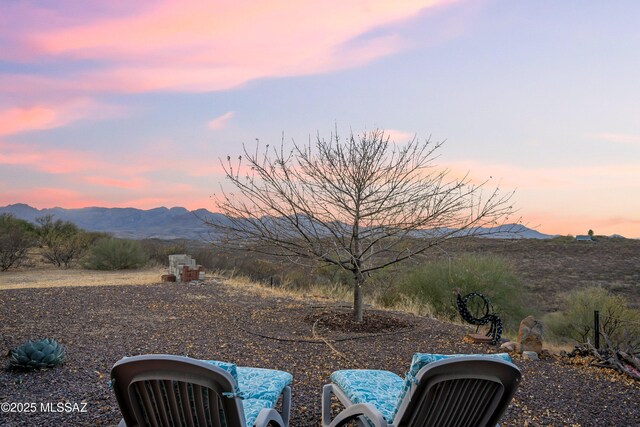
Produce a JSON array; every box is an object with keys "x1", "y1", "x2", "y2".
[{"x1": 1, "y1": 279, "x2": 639, "y2": 426}]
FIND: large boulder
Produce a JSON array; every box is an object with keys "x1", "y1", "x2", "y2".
[{"x1": 517, "y1": 315, "x2": 543, "y2": 354}]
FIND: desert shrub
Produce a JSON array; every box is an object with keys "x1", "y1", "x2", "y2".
[
  {"x1": 386, "y1": 254, "x2": 527, "y2": 331},
  {"x1": 201, "y1": 246, "x2": 340, "y2": 289},
  {"x1": 36, "y1": 215, "x2": 92, "y2": 268},
  {"x1": 190, "y1": 247, "x2": 219, "y2": 270},
  {"x1": 315, "y1": 264, "x2": 354, "y2": 287},
  {"x1": 84, "y1": 238, "x2": 149, "y2": 270},
  {"x1": 0, "y1": 214, "x2": 36, "y2": 271},
  {"x1": 204, "y1": 248, "x2": 287, "y2": 283},
  {"x1": 140, "y1": 239, "x2": 188, "y2": 266},
  {"x1": 236, "y1": 258, "x2": 286, "y2": 283},
  {"x1": 550, "y1": 235, "x2": 575, "y2": 243},
  {"x1": 544, "y1": 286, "x2": 640, "y2": 351}
]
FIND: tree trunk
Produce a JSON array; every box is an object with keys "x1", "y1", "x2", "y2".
[{"x1": 353, "y1": 271, "x2": 364, "y2": 323}]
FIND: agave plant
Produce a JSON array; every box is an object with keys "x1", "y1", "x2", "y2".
[{"x1": 8, "y1": 338, "x2": 66, "y2": 370}]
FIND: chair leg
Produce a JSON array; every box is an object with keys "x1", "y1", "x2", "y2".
[
  {"x1": 322, "y1": 384, "x2": 334, "y2": 427},
  {"x1": 281, "y1": 386, "x2": 291, "y2": 427}
]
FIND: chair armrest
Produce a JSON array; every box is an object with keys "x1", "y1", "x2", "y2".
[
  {"x1": 329, "y1": 403, "x2": 388, "y2": 427},
  {"x1": 254, "y1": 385, "x2": 291, "y2": 427},
  {"x1": 322, "y1": 383, "x2": 388, "y2": 427},
  {"x1": 254, "y1": 408, "x2": 286, "y2": 427}
]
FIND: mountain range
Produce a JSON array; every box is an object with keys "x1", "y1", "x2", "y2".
[{"x1": 0, "y1": 203, "x2": 556, "y2": 240}]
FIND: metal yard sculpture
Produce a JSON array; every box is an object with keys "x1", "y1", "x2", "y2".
[{"x1": 455, "y1": 289, "x2": 503, "y2": 345}]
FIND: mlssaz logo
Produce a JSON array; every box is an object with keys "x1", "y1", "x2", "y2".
[{"x1": 40, "y1": 402, "x2": 88, "y2": 413}]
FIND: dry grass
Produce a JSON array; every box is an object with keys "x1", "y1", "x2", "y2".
[
  {"x1": 221, "y1": 272, "x2": 350, "y2": 303},
  {"x1": 0, "y1": 267, "x2": 164, "y2": 290}
]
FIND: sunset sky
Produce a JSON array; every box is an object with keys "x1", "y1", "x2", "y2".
[{"x1": 1, "y1": 1, "x2": 639, "y2": 237}]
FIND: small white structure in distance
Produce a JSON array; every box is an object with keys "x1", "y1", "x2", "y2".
[{"x1": 168, "y1": 254, "x2": 205, "y2": 282}]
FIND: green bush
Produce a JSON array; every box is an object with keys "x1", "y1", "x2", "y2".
[
  {"x1": 544, "y1": 286, "x2": 640, "y2": 350},
  {"x1": 0, "y1": 214, "x2": 36, "y2": 271},
  {"x1": 84, "y1": 238, "x2": 149, "y2": 270},
  {"x1": 36, "y1": 215, "x2": 93, "y2": 268},
  {"x1": 190, "y1": 247, "x2": 221, "y2": 271},
  {"x1": 140, "y1": 239, "x2": 188, "y2": 266},
  {"x1": 387, "y1": 254, "x2": 527, "y2": 331}
]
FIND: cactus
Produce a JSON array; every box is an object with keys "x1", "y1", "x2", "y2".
[{"x1": 8, "y1": 338, "x2": 66, "y2": 370}]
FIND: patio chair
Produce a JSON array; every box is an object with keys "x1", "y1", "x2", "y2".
[
  {"x1": 111, "y1": 354, "x2": 292, "y2": 427},
  {"x1": 322, "y1": 353, "x2": 521, "y2": 427}
]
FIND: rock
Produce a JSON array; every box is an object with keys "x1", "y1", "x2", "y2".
[
  {"x1": 463, "y1": 333, "x2": 493, "y2": 344},
  {"x1": 500, "y1": 341, "x2": 516, "y2": 352},
  {"x1": 517, "y1": 315, "x2": 543, "y2": 354},
  {"x1": 523, "y1": 350, "x2": 539, "y2": 361}
]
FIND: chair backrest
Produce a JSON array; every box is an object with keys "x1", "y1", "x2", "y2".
[
  {"x1": 111, "y1": 354, "x2": 246, "y2": 427},
  {"x1": 393, "y1": 357, "x2": 521, "y2": 427}
]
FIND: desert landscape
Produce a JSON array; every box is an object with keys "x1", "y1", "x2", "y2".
[
  {"x1": 1, "y1": 237, "x2": 639, "y2": 426},
  {"x1": 3, "y1": 2, "x2": 640, "y2": 426}
]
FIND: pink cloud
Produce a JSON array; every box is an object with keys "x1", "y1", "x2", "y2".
[
  {"x1": 441, "y1": 160, "x2": 640, "y2": 191},
  {"x1": 208, "y1": 111, "x2": 234, "y2": 130},
  {"x1": 84, "y1": 176, "x2": 150, "y2": 190},
  {"x1": 0, "y1": 141, "x2": 106, "y2": 174},
  {"x1": 0, "y1": 138, "x2": 181, "y2": 183},
  {"x1": 0, "y1": 106, "x2": 58, "y2": 135},
  {"x1": 3, "y1": 1, "x2": 454, "y2": 94},
  {"x1": 383, "y1": 129, "x2": 416, "y2": 143},
  {"x1": 0, "y1": 99, "x2": 129, "y2": 135}
]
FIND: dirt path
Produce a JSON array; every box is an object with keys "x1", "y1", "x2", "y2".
[{"x1": 0, "y1": 276, "x2": 638, "y2": 426}]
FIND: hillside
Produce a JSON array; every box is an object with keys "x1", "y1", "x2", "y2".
[
  {"x1": 0, "y1": 203, "x2": 224, "y2": 240},
  {"x1": 0, "y1": 203, "x2": 554, "y2": 240}
]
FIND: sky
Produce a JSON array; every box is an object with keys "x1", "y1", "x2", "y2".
[{"x1": 0, "y1": 0, "x2": 639, "y2": 237}]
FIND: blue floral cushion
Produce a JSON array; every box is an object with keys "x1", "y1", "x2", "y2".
[
  {"x1": 330, "y1": 369, "x2": 405, "y2": 422},
  {"x1": 237, "y1": 367, "x2": 293, "y2": 402},
  {"x1": 204, "y1": 360, "x2": 239, "y2": 383},
  {"x1": 204, "y1": 361, "x2": 292, "y2": 426}
]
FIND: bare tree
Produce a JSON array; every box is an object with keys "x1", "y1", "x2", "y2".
[{"x1": 210, "y1": 129, "x2": 514, "y2": 321}]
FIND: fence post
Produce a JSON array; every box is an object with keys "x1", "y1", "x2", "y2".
[{"x1": 594, "y1": 310, "x2": 600, "y2": 350}]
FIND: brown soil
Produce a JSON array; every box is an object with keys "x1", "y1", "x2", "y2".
[
  {"x1": 305, "y1": 309, "x2": 413, "y2": 333},
  {"x1": 1, "y1": 276, "x2": 639, "y2": 426}
]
